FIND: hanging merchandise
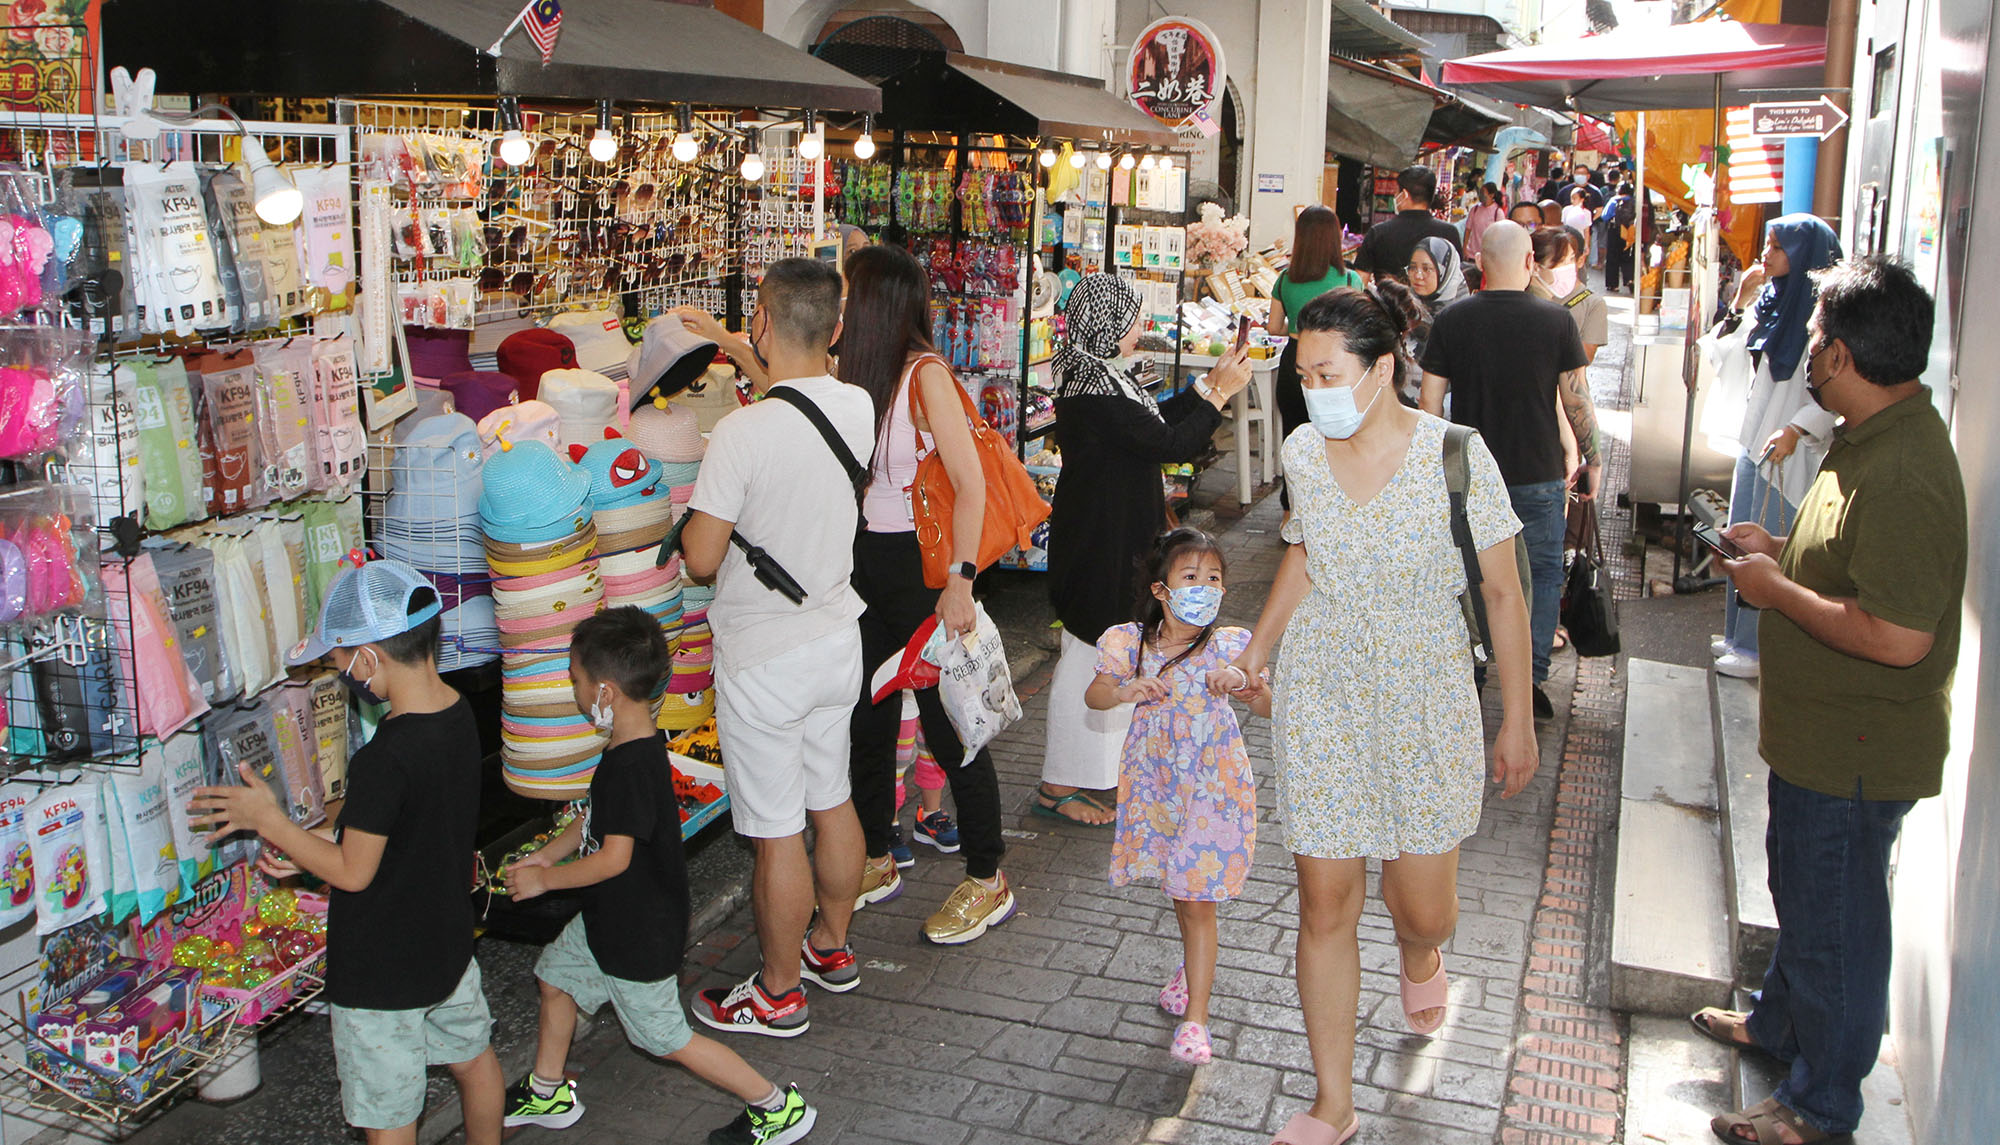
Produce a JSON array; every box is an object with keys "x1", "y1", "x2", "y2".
[
  {"x1": 199, "y1": 166, "x2": 274, "y2": 332},
  {"x1": 74, "y1": 362, "x2": 143, "y2": 529},
  {"x1": 147, "y1": 543, "x2": 237, "y2": 705},
  {"x1": 0, "y1": 783, "x2": 32, "y2": 930},
  {"x1": 153, "y1": 731, "x2": 212, "y2": 895},
  {"x1": 58, "y1": 179, "x2": 139, "y2": 340},
  {"x1": 103, "y1": 553, "x2": 207, "y2": 739},
  {"x1": 0, "y1": 325, "x2": 90, "y2": 462},
  {"x1": 124, "y1": 162, "x2": 233, "y2": 337},
  {"x1": 192, "y1": 349, "x2": 268, "y2": 516},
  {"x1": 308, "y1": 336, "x2": 365, "y2": 491},
  {"x1": 105, "y1": 763, "x2": 179, "y2": 926},
  {"x1": 293, "y1": 165, "x2": 356, "y2": 314},
  {"x1": 26, "y1": 781, "x2": 111, "y2": 935},
  {"x1": 0, "y1": 167, "x2": 64, "y2": 323},
  {"x1": 32, "y1": 615, "x2": 136, "y2": 761},
  {"x1": 250, "y1": 340, "x2": 315, "y2": 501},
  {"x1": 127, "y1": 358, "x2": 206, "y2": 532}
]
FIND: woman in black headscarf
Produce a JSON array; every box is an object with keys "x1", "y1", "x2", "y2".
[{"x1": 1036, "y1": 273, "x2": 1252, "y2": 824}]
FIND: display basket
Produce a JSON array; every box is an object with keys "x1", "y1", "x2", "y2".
[
  {"x1": 130, "y1": 866, "x2": 330, "y2": 1027},
  {"x1": 0, "y1": 994, "x2": 241, "y2": 1125}
]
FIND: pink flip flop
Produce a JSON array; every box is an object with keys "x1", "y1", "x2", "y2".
[
  {"x1": 1400, "y1": 953, "x2": 1450, "y2": 1036},
  {"x1": 1270, "y1": 1110, "x2": 1359, "y2": 1145},
  {"x1": 1159, "y1": 964, "x2": 1189, "y2": 1017},
  {"x1": 1170, "y1": 1020, "x2": 1211, "y2": 1064}
]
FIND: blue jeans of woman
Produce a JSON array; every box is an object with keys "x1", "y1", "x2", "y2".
[
  {"x1": 1724, "y1": 453, "x2": 1797, "y2": 656},
  {"x1": 1507, "y1": 481, "x2": 1567, "y2": 684},
  {"x1": 1747, "y1": 773, "x2": 1913, "y2": 1134}
]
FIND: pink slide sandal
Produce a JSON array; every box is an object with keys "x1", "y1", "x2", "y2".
[
  {"x1": 1400, "y1": 953, "x2": 1450, "y2": 1036},
  {"x1": 1270, "y1": 1110, "x2": 1359, "y2": 1145}
]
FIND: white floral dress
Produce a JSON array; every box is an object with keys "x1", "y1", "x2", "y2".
[{"x1": 1274, "y1": 414, "x2": 1521, "y2": 858}]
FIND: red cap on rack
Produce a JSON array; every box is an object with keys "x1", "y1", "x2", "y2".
[{"x1": 496, "y1": 328, "x2": 577, "y2": 402}]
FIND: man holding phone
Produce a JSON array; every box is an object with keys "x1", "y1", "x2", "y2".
[{"x1": 1703, "y1": 257, "x2": 1964, "y2": 1145}]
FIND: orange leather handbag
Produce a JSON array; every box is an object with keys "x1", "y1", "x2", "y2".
[{"x1": 907, "y1": 355, "x2": 1051, "y2": 588}]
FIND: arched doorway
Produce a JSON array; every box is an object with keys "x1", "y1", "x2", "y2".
[{"x1": 812, "y1": 13, "x2": 962, "y2": 82}]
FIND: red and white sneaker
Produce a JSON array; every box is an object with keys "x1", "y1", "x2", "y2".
[
  {"x1": 799, "y1": 935, "x2": 859, "y2": 993},
  {"x1": 693, "y1": 974, "x2": 811, "y2": 1038}
]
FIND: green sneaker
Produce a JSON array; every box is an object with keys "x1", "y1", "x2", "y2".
[
  {"x1": 502, "y1": 1075, "x2": 584, "y2": 1129},
  {"x1": 706, "y1": 1083, "x2": 818, "y2": 1144}
]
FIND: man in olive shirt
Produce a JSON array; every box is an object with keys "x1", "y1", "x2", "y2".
[{"x1": 1704, "y1": 256, "x2": 1965, "y2": 1145}]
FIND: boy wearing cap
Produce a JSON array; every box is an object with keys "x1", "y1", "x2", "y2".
[
  {"x1": 679, "y1": 258, "x2": 872, "y2": 1038},
  {"x1": 191, "y1": 559, "x2": 501, "y2": 1145},
  {"x1": 502, "y1": 607, "x2": 817, "y2": 1145}
]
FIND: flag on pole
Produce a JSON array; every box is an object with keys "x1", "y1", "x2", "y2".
[{"x1": 524, "y1": 0, "x2": 563, "y2": 63}]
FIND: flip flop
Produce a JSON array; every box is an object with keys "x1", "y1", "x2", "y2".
[
  {"x1": 1710, "y1": 1096, "x2": 1853, "y2": 1144},
  {"x1": 1400, "y1": 953, "x2": 1449, "y2": 1035},
  {"x1": 1690, "y1": 1007, "x2": 1769, "y2": 1056},
  {"x1": 1032, "y1": 784, "x2": 1113, "y2": 827},
  {"x1": 1270, "y1": 1110, "x2": 1359, "y2": 1145},
  {"x1": 1159, "y1": 964, "x2": 1189, "y2": 1017}
]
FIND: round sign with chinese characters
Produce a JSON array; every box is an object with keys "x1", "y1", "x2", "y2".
[{"x1": 1127, "y1": 16, "x2": 1225, "y2": 129}]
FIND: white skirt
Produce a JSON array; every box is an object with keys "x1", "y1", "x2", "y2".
[{"x1": 1041, "y1": 629, "x2": 1135, "y2": 790}]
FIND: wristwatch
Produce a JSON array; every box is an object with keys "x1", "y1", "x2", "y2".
[{"x1": 951, "y1": 561, "x2": 977, "y2": 582}]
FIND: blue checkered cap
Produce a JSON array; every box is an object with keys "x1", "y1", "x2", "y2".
[{"x1": 287, "y1": 558, "x2": 444, "y2": 665}]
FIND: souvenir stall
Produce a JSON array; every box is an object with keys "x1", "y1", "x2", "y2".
[{"x1": 0, "y1": 0, "x2": 881, "y2": 1126}]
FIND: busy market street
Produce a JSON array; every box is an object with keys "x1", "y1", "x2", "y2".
[{"x1": 0, "y1": 2, "x2": 1985, "y2": 1145}]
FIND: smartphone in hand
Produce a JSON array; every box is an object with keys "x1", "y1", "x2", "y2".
[
  {"x1": 1233, "y1": 315, "x2": 1251, "y2": 351},
  {"x1": 1692, "y1": 522, "x2": 1748, "y2": 561}
]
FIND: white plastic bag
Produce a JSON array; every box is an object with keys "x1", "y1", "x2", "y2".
[{"x1": 930, "y1": 603, "x2": 1020, "y2": 758}]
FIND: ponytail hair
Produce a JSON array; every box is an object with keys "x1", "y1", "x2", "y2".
[
  {"x1": 1132, "y1": 526, "x2": 1226, "y2": 676},
  {"x1": 1295, "y1": 281, "x2": 1427, "y2": 380}
]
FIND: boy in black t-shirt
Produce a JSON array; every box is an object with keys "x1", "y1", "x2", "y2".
[
  {"x1": 503, "y1": 607, "x2": 817, "y2": 1145},
  {"x1": 192, "y1": 559, "x2": 502, "y2": 1145}
]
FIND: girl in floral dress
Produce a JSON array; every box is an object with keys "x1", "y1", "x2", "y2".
[{"x1": 1087, "y1": 527, "x2": 1268, "y2": 1065}]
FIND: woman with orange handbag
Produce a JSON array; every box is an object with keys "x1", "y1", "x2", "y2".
[
  {"x1": 1038, "y1": 273, "x2": 1252, "y2": 826},
  {"x1": 838, "y1": 245, "x2": 1017, "y2": 947}
]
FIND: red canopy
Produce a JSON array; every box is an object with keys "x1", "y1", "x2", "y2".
[{"x1": 1440, "y1": 21, "x2": 1827, "y2": 113}]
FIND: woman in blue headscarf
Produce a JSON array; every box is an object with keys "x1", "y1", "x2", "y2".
[{"x1": 1702, "y1": 213, "x2": 1842, "y2": 679}]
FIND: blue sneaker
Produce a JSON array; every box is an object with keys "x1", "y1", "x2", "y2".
[
  {"x1": 914, "y1": 811, "x2": 961, "y2": 853},
  {"x1": 887, "y1": 824, "x2": 914, "y2": 868}
]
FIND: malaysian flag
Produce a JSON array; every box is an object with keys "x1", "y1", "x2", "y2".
[{"x1": 524, "y1": 0, "x2": 563, "y2": 63}]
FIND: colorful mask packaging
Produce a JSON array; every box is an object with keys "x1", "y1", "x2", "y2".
[
  {"x1": 305, "y1": 672, "x2": 349, "y2": 800},
  {"x1": 107, "y1": 759, "x2": 178, "y2": 925},
  {"x1": 200, "y1": 706, "x2": 266, "y2": 871},
  {"x1": 202, "y1": 534, "x2": 276, "y2": 696},
  {"x1": 191, "y1": 349, "x2": 267, "y2": 514},
  {"x1": 308, "y1": 337, "x2": 364, "y2": 490},
  {"x1": 271, "y1": 687, "x2": 326, "y2": 826},
  {"x1": 204, "y1": 167, "x2": 272, "y2": 330},
  {"x1": 27, "y1": 781, "x2": 110, "y2": 934},
  {"x1": 32, "y1": 616, "x2": 136, "y2": 760},
  {"x1": 123, "y1": 162, "x2": 231, "y2": 336},
  {"x1": 252, "y1": 340, "x2": 314, "y2": 500},
  {"x1": 96, "y1": 774, "x2": 136, "y2": 924},
  {"x1": 256, "y1": 518, "x2": 303, "y2": 666},
  {"x1": 108, "y1": 553, "x2": 208, "y2": 738},
  {"x1": 293, "y1": 165, "x2": 355, "y2": 313},
  {"x1": 146, "y1": 544, "x2": 234, "y2": 703},
  {"x1": 77, "y1": 362, "x2": 143, "y2": 526},
  {"x1": 128, "y1": 358, "x2": 206, "y2": 531},
  {"x1": 196, "y1": 166, "x2": 247, "y2": 335},
  {"x1": 154, "y1": 731, "x2": 211, "y2": 894},
  {"x1": 0, "y1": 783, "x2": 35, "y2": 928}
]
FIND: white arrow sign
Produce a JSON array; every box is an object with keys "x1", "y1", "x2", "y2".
[{"x1": 1748, "y1": 96, "x2": 1850, "y2": 142}]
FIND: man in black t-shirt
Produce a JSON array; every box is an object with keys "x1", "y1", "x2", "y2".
[
  {"x1": 1420, "y1": 221, "x2": 1602, "y2": 718},
  {"x1": 503, "y1": 608, "x2": 818, "y2": 1145},
  {"x1": 192, "y1": 559, "x2": 502, "y2": 1145},
  {"x1": 1352, "y1": 165, "x2": 1462, "y2": 285}
]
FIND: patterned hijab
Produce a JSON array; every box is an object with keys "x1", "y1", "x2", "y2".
[
  {"x1": 1416, "y1": 237, "x2": 1467, "y2": 306},
  {"x1": 1053, "y1": 273, "x2": 1157, "y2": 418}
]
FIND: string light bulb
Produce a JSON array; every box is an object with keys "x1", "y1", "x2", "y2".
[
  {"x1": 496, "y1": 97, "x2": 532, "y2": 167},
  {"x1": 671, "y1": 104, "x2": 700, "y2": 163},
  {"x1": 587, "y1": 99, "x2": 618, "y2": 162},
  {"x1": 1138, "y1": 151, "x2": 1156, "y2": 171},
  {"x1": 1118, "y1": 151, "x2": 1136, "y2": 170},
  {"x1": 797, "y1": 109, "x2": 823, "y2": 161},
  {"x1": 1094, "y1": 150, "x2": 1112, "y2": 170},
  {"x1": 1068, "y1": 148, "x2": 1086, "y2": 169},
  {"x1": 1038, "y1": 148, "x2": 1057, "y2": 168},
  {"x1": 740, "y1": 129, "x2": 765, "y2": 182},
  {"x1": 852, "y1": 114, "x2": 875, "y2": 160}
]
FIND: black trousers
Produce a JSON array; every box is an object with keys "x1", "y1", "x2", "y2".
[
  {"x1": 1275, "y1": 338, "x2": 1306, "y2": 511},
  {"x1": 849, "y1": 530, "x2": 1005, "y2": 879}
]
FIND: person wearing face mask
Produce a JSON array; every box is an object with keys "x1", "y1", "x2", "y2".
[
  {"x1": 1218, "y1": 286, "x2": 1537, "y2": 1145},
  {"x1": 1529, "y1": 227, "x2": 1608, "y2": 363},
  {"x1": 1699, "y1": 214, "x2": 1843, "y2": 680},
  {"x1": 1420, "y1": 221, "x2": 1601, "y2": 720},
  {"x1": 1038, "y1": 273, "x2": 1252, "y2": 826},
  {"x1": 191, "y1": 558, "x2": 505, "y2": 1145},
  {"x1": 1704, "y1": 255, "x2": 1963, "y2": 1145}
]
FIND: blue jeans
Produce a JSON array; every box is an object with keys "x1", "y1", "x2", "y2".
[
  {"x1": 1724, "y1": 453, "x2": 1797, "y2": 656},
  {"x1": 1507, "y1": 481, "x2": 1567, "y2": 684},
  {"x1": 1747, "y1": 773, "x2": 1913, "y2": 1134}
]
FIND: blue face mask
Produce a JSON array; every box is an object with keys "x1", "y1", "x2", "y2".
[
  {"x1": 1302, "y1": 376, "x2": 1384, "y2": 440},
  {"x1": 1164, "y1": 584, "x2": 1223, "y2": 627}
]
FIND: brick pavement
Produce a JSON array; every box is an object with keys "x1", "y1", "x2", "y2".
[{"x1": 502, "y1": 488, "x2": 1582, "y2": 1145}]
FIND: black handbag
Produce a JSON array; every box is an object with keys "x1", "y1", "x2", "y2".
[{"x1": 1560, "y1": 500, "x2": 1621, "y2": 658}]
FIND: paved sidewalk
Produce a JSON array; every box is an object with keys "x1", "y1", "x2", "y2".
[{"x1": 503, "y1": 490, "x2": 1579, "y2": 1145}]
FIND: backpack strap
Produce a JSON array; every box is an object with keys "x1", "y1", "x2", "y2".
[
  {"x1": 768, "y1": 385, "x2": 868, "y2": 501},
  {"x1": 1443, "y1": 423, "x2": 1497, "y2": 664}
]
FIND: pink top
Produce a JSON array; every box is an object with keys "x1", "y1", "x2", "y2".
[
  {"x1": 1463, "y1": 201, "x2": 1506, "y2": 261},
  {"x1": 861, "y1": 355, "x2": 938, "y2": 534}
]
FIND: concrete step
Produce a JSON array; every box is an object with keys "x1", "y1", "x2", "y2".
[
  {"x1": 1711, "y1": 672, "x2": 1777, "y2": 982},
  {"x1": 1623, "y1": 1015, "x2": 1734, "y2": 1145},
  {"x1": 1612, "y1": 659, "x2": 1734, "y2": 1016}
]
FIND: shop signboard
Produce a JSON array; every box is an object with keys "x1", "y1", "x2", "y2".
[
  {"x1": 1127, "y1": 16, "x2": 1225, "y2": 138},
  {"x1": 1748, "y1": 97, "x2": 1849, "y2": 141},
  {"x1": 0, "y1": 0, "x2": 98, "y2": 115}
]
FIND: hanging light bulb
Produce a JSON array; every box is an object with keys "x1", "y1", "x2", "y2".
[
  {"x1": 1138, "y1": 151, "x2": 1157, "y2": 171},
  {"x1": 1038, "y1": 148, "x2": 1057, "y2": 168},
  {"x1": 496, "y1": 96, "x2": 532, "y2": 167},
  {"x1": 852, "y1": 114, "x2": 875, "y2": 160},
  {"x1": 1067, "y1": 148, "x2": 1086, "y2": 169},
  {"x1": 670, "y1": 104, "x2": 701, "y2": 163},
  {"x1": 242, "y1": 135, "x2": 302, "y2": 225},
  {"x1": 1093, "y1": 150, "x2": 1112, "y2": 170},
  {"x1": 587, "y1": 99, "x2": 618, "y2": 162},
  {"x1": 1118, "y1": 151, "x2": 1136, "y2": 170},
  {"x1": 740, "y1": 129, "x2": 765, "y2": 182},
  {"x1": 797, "y1": 109, "x2": 823, "y2": 161}
]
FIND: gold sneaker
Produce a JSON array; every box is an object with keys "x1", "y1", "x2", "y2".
[
  {"x1": 922, "y1": 872, "x2": 1017, "y2": 945},
  {"x1": 855, "y1": 854, "x2": 903, "y2": 912}
]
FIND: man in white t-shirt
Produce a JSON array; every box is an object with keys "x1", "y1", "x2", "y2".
[{"x1": 680, "y1": 258, "x2": 876, "y2": 1039}]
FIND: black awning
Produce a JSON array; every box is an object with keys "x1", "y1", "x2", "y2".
[
  {"x1": 102, "y1": 0, "x2": 881, "y2": 112},
  {"x1": 1424, "y1": 92, "x2": 1513, "y2": 148},
  {"x1": 875, "y1": 54, "x2": 1179, "y2": 147}
]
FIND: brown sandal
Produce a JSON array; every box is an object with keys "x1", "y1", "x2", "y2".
[
  {"x1": 1710, "y1": 1097, "x2": 1852, "y2": 1144},
  {"x1": 1689, "y1": 1007, "x2": 1767, "y2": 1055}
]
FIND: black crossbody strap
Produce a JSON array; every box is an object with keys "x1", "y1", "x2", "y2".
[
  {"x1": 1443, "y1": 423, "x2": 1497, "y2": 664},
  {"x1": 768, "y1": 385, "x2": 867, "y2": 497}
]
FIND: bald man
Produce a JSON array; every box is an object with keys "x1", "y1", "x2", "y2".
[{"x1": 1419, "y1": 221, "x2": 1601, "y2": 718}]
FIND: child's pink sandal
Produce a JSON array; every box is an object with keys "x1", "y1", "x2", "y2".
[
  {"x1": 1400, "y1": 952, "x2": 1450, "y2": 1036},
  {"x1": 1159, "y1": 964, "x2": 1189, "y2": 1017},
  {"x1": 1170, "y1": 1020, "x2": 1211, "y2": 1064}
]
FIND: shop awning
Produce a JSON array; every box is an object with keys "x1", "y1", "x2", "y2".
[
  {"x1": 1425, "y1": 91, "x2": 1514, "y2": 148},
  {"x1": 1324, "y1": 57, "x2": 1438, "y2": 169},
  {"x1": 1439, "y1": 21, "x2": 1826, "y2": 113},
  {"x1": 875, "y1": 54, "x2": 1178, "y2": 147},
  {"x1": 102, "y1": 0, "x2": 882, "y2": 112},
  {"x1": 1329, "y1": 0, "x2": 1431, "y2": 60}
]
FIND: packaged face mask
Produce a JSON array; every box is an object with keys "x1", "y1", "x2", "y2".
[
  {"x1": 293, "y1": 166, "x2": 355, "y2": 313},
  {"x1": 128, "y1": 358, "x2": 205, "y2": 531},
  {"x1": 32, "y1": 616, "x2": 136, "y2": 760},
  {"x1": 198, "y1": 534, "x2": 274, "y2": 697},
  {"x1": 27, "y1": 781, "x2": 110, "y2": 935},
  {"x1": 191, "y1": 349, "x2": 268, "y2": 514},
  {"x1": 107, "y1": 759, "x2": 179, "y2": 925},
  {"x1": 308, "y1": 336, "x2": 364, "y2": 490},
  {"x1": 252, "y1": 340, "x2": 314, "y2": 500},
  {"x1": 146, "y1": 543, "x2": 234, "y2": 703},
  {"x1": 200, "y1": 706, "x2": 265, "y2": 871},
  {"x1": 229, "y1": 530, "x2": 282, "y2": 691},
  {"x1": 107, "y1": 552, "x2": 208, "y2": 738},
  {"x1": 204, "y1": 167, "x2": 271, "y2": 330},
  {"x1": 305, "y1": 672, "x2": 349, "y2": 800},
  {"x1": 96, "y1": 774, "x2": 136, "y2": 924},
  {"x1": 0, "y1": 783, "x2": 35, "y2": 929},
  {"x1": 196, "y1": 167, "x2": 247, "y2": 336},
  {"x1": 271, "y1": 687, "x2": 326, "y2": 827},
  {"x1": 256, "y1": 519, "x2": 302, "y2": 670},
  {"x1": 153, "y1": 731, "x2": 211, "y2": 895},
  {"x1": 57, "y1": 181, "x2": 136, "y2": 338},
  {"x1": 76, "y1": 362, "x2": 143, "y2": 527},
  {"x1": 123, "y1": 162, "x2": 231, "y2": 337}
]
